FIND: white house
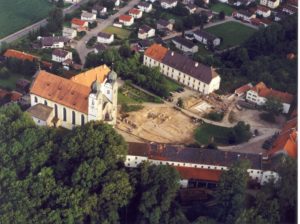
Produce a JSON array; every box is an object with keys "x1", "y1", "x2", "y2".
[
  {"x1": 144, "y1": 44, "x2": 221, "y2": 94},
  {"x1": 52, "y1": 49, "x2": 72, "y2": 63},
  {"x1": 172, "y1": 36, "x2": 198, "y2": 53},
  {"x1": 92, "y1": 5, "x2": 107, "y2": 16},
  {"x1": 29, "y1": 65, "x2": 118, "y2": 129},
  {"x1": 160, "y1": 0, "x2": 178, "y2": 9},
  {"x1": 112, "y1": 0, "x2": 120, "y2": 6},
  {"x1": 97, "y1": 32, "x2": 114, "y2": 44},
  {"x1": 27, "y1": 103, "x2": 55, "y2": 127},
  {"x1": 260, "y1": 0, "x2": 280, "y2": 8},
  {"x1": 138, "y1": 25, "x2": 155, "y2": 39},
  {"x1": 126, "y1": 142, "x2": 280, "y2": 188},
  {"x1": 137, "y1": 2, "x2": 153, "y2": 12},
  {"x1": 119, "y1": 15, "x2": 134, "y2": 26},
  {"x1": 246, "y1": 82, "x2": 294, "y2": 114},
  {"x1": 157, "y1": 19, "x2": 173, "y2": 31},
  {"x1": 71, "y1": 18, "x2": 89, "y2": 31},
  {"x1": 232, "y1": 10, "x2": 256, "y2": 22},
  {"x1": 256, "y1": 5, "x2": 271, "y2": 17},
  {"x1": 62, "y1": 27, "x2": 77, "y2": 39},
  {"x1": 81, "y1": 11, "x2": 97, "y2": 22},
  {"x1": 39, "y1": 36, "x2": 69, "y2": 49},
  {"x1": 193, "y1": 29, "x2": 221, "y2": 47},
  {"x1": 129, "y1": 8, "x2": 143, "y2": 19}
]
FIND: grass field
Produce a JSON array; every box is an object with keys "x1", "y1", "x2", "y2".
[
  {"x1": 205, "y1": 22, "x2": 256, "y2": 49},
  {"x1": 165, "y1": 78, "x2": 182, "y2": 92},
  {"x1": 195, "y1": 123, "x2": 232, "y2": 145},
  {"x1": 0, "y1": 0, "x2": 54, "y2": 39},
  {"x1": 103, "y1": 26, "x2": 131, "y2": 39},
  {"x1": 0, "y1": 72, "x2": 27, "y2": 90},
  {"x1": 210, "y1": 3, "x2": 234, "y2": 16}
]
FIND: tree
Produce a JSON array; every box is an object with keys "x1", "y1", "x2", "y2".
[
  {"x1": 216, "y1": 160, "x2": 250, "y2": 223},
  {"x1": 119, "y1": 42, "x2": 132, "y2": 58},
  {"x1": 56, "y1": 0, "x2": 64, "y2": 8},
  {"x1": 264, "y1": 97, "x2": 283, "y2": 115},
  {"x1": 219, "y1": 11, "x2": 225, "y2": 20},
  {"x1": 47, "y1": 7, "x2": 63, "y2": 32},
  {"x1": 177, "y1": 97, "x2": 184, "y2": 108}
]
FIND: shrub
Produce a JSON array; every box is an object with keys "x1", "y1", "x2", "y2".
[
  {"x1": 204, "y1": 111, "x2": 224, "y2": 121},
  {"x1": 121, "y1": 104, "x2": 144, "y2": 113}
]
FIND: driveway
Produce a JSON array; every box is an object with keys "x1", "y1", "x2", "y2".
[{"x1": 74, "y1": 0, "x2": 141, "y2": 65}]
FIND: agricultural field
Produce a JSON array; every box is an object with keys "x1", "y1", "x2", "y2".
[
  {"x1": 0, "y1": 0, "x2": 54, "y2": 39},
  {"x1": 103, "y1": 26, "x2": 131, "y2": 39},
  {"x1": 209, "y1": 3, "x2": 234, "y2": 16},
  {"x1": 205, "y1": 21, "x2": 256, "y2": 49}
]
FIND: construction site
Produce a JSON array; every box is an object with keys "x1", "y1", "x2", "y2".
[{"x1": 116, "y1": 104, "x2": 199, "y2": 144}]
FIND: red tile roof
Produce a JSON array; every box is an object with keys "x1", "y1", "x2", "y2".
[
  {"x1": 129, "y1": 8, "x2": 141, "y2": 15},
  {"x1": 119, "y1": 15, "x2": 133, "y2": 22},
  {"x1": 71, "y1": 18, "x2": 87, "y2": 26},
  {"x1": 144, "y1": 43, "x2": 168, "y2": 61},
  {"x1": 257, "y1": 5, "x2": 270, "y2": 13},
  {"x1": 235, "y1": 83, "x2": 253, "y2": 95},
  {"x1": 251, "y1": 82, "x2": 294, "y2": 104},
  {"x1": 4, "y1": 49, "x2": 39, "y2": 62},
  {"x1": 175, "y1": 166, "x2": 222, "y2": 182},
  {"x1": 9, "y1": 91, "x2": 23, "y2": 101}
]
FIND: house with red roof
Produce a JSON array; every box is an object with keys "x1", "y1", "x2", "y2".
[
  {"x1": 118, "y1": 15, "x2": 134, "y2": 26},
  {"x1": 246, "y1": 82, "x2": 294, "y2": 113},
  {"x1": 71, "y1": 18, "x2": 88, "y2": 31},
  {"x1": 256, "y1": 5, "x2": 271, "y2": 17},
  {"x1": 129, "y1": 8, "x2": 143, "y2": 19},
  {"x1": 234, "y1": 83, "x2": 253, "y2": 97}
]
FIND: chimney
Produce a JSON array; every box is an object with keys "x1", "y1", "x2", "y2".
[
  {"x1": 171, "y1": 51, "x2": 174, "y2": 56},
  {"x1": 195, "y1": 62, "x2": 198, "y2": 67}
]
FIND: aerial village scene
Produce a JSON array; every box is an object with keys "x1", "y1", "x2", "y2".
[{"x1": 0, "y1": 0, "x2": 297, "y2": 223}]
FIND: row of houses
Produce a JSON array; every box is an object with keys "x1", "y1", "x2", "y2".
[
  {"x1": 126, "y1": 142, "x2": 279, "y2": 188},
  {"x1": 144, "y1": 44, "x2": 221, "y2": 94}
]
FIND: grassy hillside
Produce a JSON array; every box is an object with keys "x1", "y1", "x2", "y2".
[{"x1": 0, "y1": 0, "x2": 53, "y2": 39}]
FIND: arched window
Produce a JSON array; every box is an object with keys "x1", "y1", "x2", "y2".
[
  {"x1": 63, "y1": 108, "x2": 67, "y2": 121},
  {"x1": 54, "y1": 104, "x2": 58, "y2": 117},
  {"x1": 81, "y1": 114, "x2": 85, "y2": 125},
  {"x1": 72, "y1": 111, "x2": 75, "y2": 125},
  {"x1": 44, "y1": 100, "x2": 47, "y2": 106},
  {"x1": 34, "y1": 96, "x2": 38, "y2": 103}
]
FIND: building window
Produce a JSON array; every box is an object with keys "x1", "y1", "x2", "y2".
[
  {"x1": 44, "y1": 100, "x2": 47, "y2": 106},
  {"x1": 63, "y1": 108, "x2": 67, "y2": 121},
  {"x1": 54, "y1": 104, "x2": 58, "y2": 117},
  {"x1": 72, "y1": 111, "x2": 75, "y2": 125},
  {"x1": 34, "y1": 96, "x2": 38, "y2": 103},
  {"x1": 135, "y1": 157, "x2": 137, "y2": 160},
  {"x1": 81, "y1": 114, "x2": 85, "y2": 126}
]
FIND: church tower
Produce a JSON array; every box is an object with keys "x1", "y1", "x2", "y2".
[{"x1": 88, "y1": 81, "x2": 103, "y2": 122}]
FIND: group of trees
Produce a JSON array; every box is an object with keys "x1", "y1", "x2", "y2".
[
  {"x1": 47, "y1": 7, "x2": 64, "y2": 33},
  {"x1": 228, "y1": 121, "x2": 252, "y2": 144},
  {"x1": 5, "y1": 57, "x2": 38, "y2": 76},
  {"x1": 85, "y1": 45, "x2": 172, "y2": 98}
]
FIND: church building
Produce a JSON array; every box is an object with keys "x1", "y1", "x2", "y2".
[{"x1": 28, "y1": 65, "x2": 118, "y2": 129}]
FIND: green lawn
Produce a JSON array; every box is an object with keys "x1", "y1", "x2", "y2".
[
  {"x1": 205, "y1": 22, "x2": 256, "y2": 49},
  {"x1": 118, "y1": 91, "x2": 140, "y2": 104},
  {"x1": 165, "y1": 78, "x2": 182, "y2": 92},
  {"x1": 0, "y1": 0, "x2": 54, "y2": 39},
  {"x1": 195, "y1": 123, "x2": 232, "y2": 145},
  {"x1": 209, "y1": 3, "x2": 234, "y2": 16},
  {"x1": 0, "y1": 72, "x2": 27, "y2": 90},
  {"x1": 103, "y1": 26, "x2": 131, "y2": 40}
]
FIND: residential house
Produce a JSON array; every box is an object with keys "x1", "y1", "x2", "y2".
[
  {"x1": 185, "y1": 4, "x2": 197, "y2": 14},
  {"x1": 29, "y1": 65, "x2": 118, "y2": 129},
  {"x1": 71, "y1": 18, "x2": 89, "y2": 31},
  {"x1": 260, "y1": 0, "x2": 280, "y2": 8},
  {"x1": 137, "y1": 2, "x2": 152, "y2": 12},
  {"x1": 193, "y1": 29, "x2": 221, "y2": 47},
  {"x1": 92, "y1": 5, "x2": 107, "y2": 16},
  {"x1": 39, "y1": 36, "x2": 69, "y2": 49},
  {"x1": 266, "y1": 117, "x2": 297, "y2": 159},
  {"x1": 97, "y1": 32, "x2": 114, "y2": 44},
  {"x1": 256, "y1": 5, "x2": 271, "y2": 17},
  {"x1": 246, "y1": 82, "x2": 294, "y2": 114},
  {"x1": 137, "y1": 39, "x2": 152, "y2": 51},
  {"x1": 172, "y1": 36, "x2": 198, "y2": 53},
  {"x1": 94, "y1": 43, "x2": 108, "y2": 54},
  {"x1": 232, "y1": 10, "x2": 256, "y2": 22},
  {"x1": 63, "y1": 27, "x2": 77, "y2": 39},
  {"x1": 81, "y1": 11, "x2": 97, "y2": 22},
  {"x1": 234, "y1": 83, "x2": 253, "y2": 97},
  {"x1": 112, "y1": 0, "x2": 120, "y2": 7},
  {"x1": 27, "y1": 104, "x2": 55, "y2": 127},
  {"x1": 160, "y1": 0, "x2": 178, "y2": 9},
  {"x1": 157, "y1": 19, "x2": 173, "y2": 31},
  {"x1": 144, "y1": 44, "x2": 221, "y2": 94},
  {"x1": 129, "y1": 8, "x2": 143, "y2": 18},
  {"x1": 138, "y1": 25, "x2": 155, "y2": 39},
  {"x1": 126, "y1": 142, "x2": 280, "y2": 187},
  {"x1": 118, "y1": 15, "x2": 134, "y2": 26},
  {"x1": 52, "y1": 49, "x2": 72, "y2": 63},
  {"x1": 113, "y1": 22, "x2": 123, "y2": 28}
]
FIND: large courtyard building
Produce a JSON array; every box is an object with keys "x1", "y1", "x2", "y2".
[
  {"x1": 143, "y1": 44, "x2": 221, "y2": 94},
  {"x1": 28, "y1": 65, "x2": 118, "y2": 129}
]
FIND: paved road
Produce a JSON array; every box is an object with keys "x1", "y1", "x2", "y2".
[
  {"x1": 74, "y1": 0, "x2": 141, "y2": 65},
  {"x1": 0, "y1": 0, "x2": 89, "y2": 46}
]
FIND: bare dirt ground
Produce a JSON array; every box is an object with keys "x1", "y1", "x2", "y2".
[{"x1": 116, "y1": 104, "x2": 198, "y2": 144}]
